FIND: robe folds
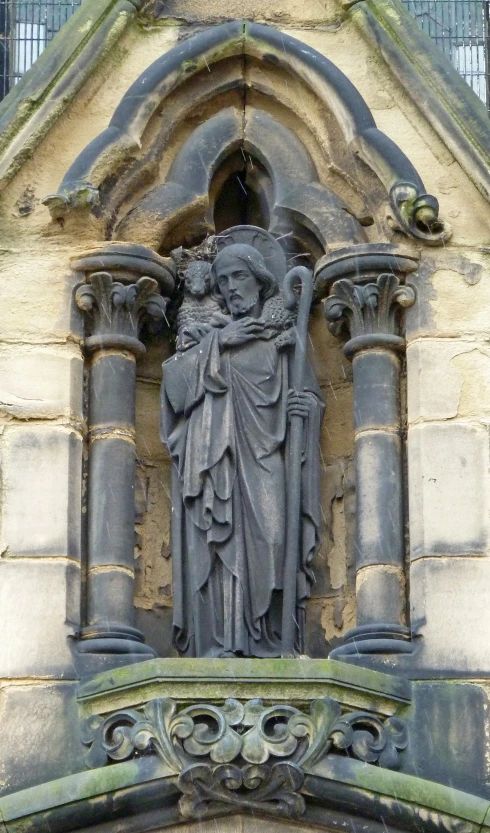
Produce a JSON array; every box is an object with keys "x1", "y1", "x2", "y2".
[{"x1": 161, "y1": 327, "x2": 324, "y2": 657}]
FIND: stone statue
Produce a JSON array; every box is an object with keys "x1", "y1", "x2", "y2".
[{"x1": 161, "y1": 227, "x2": 324, "y2": 658}]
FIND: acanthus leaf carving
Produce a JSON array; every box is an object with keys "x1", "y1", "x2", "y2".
[
  {"x1": 80, "y1": 709, "x2": 144, "y2": 769},
  {"x1": 76, "y1": 271, "x2": 169, "y2": 347},
  {"x1": 81, "y1": 696, "x2": 408, "y2": 818},
  {"x1": 179, "y1": 700, "x2": 244, "y2": 763},
  {"x1": 324, "y1": 273, "x2": 415, "y2": 342}
]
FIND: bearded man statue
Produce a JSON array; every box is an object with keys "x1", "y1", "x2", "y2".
[{"x1": 161, "y1": 241, "x2": 324, "y2": 658}]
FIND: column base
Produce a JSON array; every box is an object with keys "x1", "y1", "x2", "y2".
[
  {"x1": 78, "y1": 624, "x2": 156, "y2": 656},
  {"x1": 329, "y1": 623, "x2": 412, "y2": 658}
]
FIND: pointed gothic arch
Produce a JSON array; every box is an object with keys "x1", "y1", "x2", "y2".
[{"x1": 44, "y1": 19, "x2": 450, "y2": 248}]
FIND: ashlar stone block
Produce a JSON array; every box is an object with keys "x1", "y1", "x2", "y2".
[
  {"x1": 408, "y1": 340, "x2": 490, "y2": 424},
  {"x1": 0, "y1": 560, "x2": 79, "y2": 678},
  {"x1": 0, "y1": 681, "x2": 81, "y2": 796},
  {"x1": 0, "y1": 250, "x2": 82, "y2": 342},
  {"x1": 405, "y1": 254, "x2": 490, "y2": 342},
  {"x1": 408, "y1": 422, "x2": 489, "y2": 560},
  {"x1": 0, "y1": 345, "x2": 83, "y2": 422},
  {"x1": 155, "y1": 0, "x2": 339, "y2": 22},
  {"x1": 432, "y1": 266, "x2": 490, "y2": 336},
  {"x1": 0, "y1": 425, "x2": 82, "y2": 559},
  {"x1": 411, "y1": 557, "x2": 490, "y2": 673}
]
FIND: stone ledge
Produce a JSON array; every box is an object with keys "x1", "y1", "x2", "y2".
[{"x1": 77, "y1": 657, "x2": 411, "y2": 717}]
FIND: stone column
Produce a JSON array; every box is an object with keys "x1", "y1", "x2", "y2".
[
  {"x1": 316, "y1": 244, "x2": 417, "y2": 657},
  {"x1": 72, "y1": 245, "x2": 174, "y2": 656}
]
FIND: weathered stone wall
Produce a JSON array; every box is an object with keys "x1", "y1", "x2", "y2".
[
  {"x1": 0, "y1": 0, "x2": 490, "y2": 796},
  {"x1": 404, "y1": 251, "x2": 490, "y2": 674},
  {"x1": 0, "y1": 242, "x2": 84, "y2": 792}
]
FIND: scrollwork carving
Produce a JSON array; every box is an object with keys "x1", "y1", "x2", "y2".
[
  {"x1": 82, "y1": 696, "x2": 408, "y2": 818},
  {"x1": 81, "y1": 699, "x2": 186, "y2": 771},
  {"x1": 390, "y1": 183, "x2": 452, "y2": 246},
  {"x1": 178, "y1": 761, "x2": 305, "y2": 818}
]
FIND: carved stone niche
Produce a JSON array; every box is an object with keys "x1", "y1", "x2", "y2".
[{"x1": 54, "y1": 19, "x2": 450, "y2": 664}]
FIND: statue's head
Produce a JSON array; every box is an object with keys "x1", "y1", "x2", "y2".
[
  {"x1": 211, "y1": 244, "x2": 278, "y2": 317},
  {"x1": 183, "y1": 261, "x2": 211, "y2": 300}
]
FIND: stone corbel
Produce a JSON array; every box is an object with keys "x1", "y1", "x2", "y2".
[
  {"x1": 73, "y1": 243, "x2": 175, "y2": 657},
  {"x1": 81, "y1": 695, "x2": 407, "y2": 819},
  {"x1": 316, "y1": 243, "x2": 418, "y2": 657}
]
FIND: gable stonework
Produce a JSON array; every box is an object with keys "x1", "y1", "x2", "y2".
[{"x1": 0, "y1": 0, "x2": 490, "y2": 830}]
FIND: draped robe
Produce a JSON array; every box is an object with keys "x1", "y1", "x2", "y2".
[{"x1": 161, "y1": 326, "x2": 324, "y2": 657}]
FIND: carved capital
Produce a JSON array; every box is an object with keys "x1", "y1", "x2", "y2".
[
  {"x1": 76, "y1": 271, "x2": 168, "y2": 356},
  {"x1": 324, "y1": 273, "x2": 415, "y2": 358},
  {"x1": 82, "y1": 696, "x2": 407, "y2": 819}
]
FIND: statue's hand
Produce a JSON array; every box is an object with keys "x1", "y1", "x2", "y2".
[
  {"x1": 218, "y1": 317, "x2": 265, "y2": 349},
  {"x1": 287, "y1": 389, "x2": 311, "y2": 420},
  {"x1": 177, "y1": 323, "x2": 212, "y2": 351}
]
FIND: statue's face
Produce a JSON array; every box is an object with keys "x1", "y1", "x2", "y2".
[{"x1": 215, "y1": 257, "x2": 260, "y2": 316}]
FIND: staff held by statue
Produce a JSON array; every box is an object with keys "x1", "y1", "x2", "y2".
[{"x1": 281, "y1": 266, "x2": 315, "y2": 657}]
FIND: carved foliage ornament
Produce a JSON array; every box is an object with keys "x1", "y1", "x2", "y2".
[
  {"x1": 82, "y1": 697, "x2": 407, "y2": 818},
  {"x1": 76, "y1": 271, "x2": 169, "y2": 353},
  {"x1": 324, "y1": 273, "x2": 416, "y2": 341}
]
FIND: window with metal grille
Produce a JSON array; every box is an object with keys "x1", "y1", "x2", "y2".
[
  {"x1": 0, "y1": 0, "x2": 83, "y2": 100},
  {"x1": 400, "y1": 0, "x2": 490, "y2": 107}
]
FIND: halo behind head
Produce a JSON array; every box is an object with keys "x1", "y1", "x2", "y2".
[{"x1": 214, "y1": 225, "x2": 287, "y2": 284}]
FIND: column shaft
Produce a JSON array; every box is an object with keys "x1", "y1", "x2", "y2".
[
  {"x1": 81, "y1": 350, "x2": 151, "y2": 653},
  {"x1": 324, "y1": 271, "x2": 415, "y2": 657},
  {"x1": 353, "y1": 350, "x2": 405, "y2": 632},
  {"x1": 73, "y1": 250, "x2": 174, "y2": 659},
  {"x1": 85, "y1": 351, "x2": 137, "y2": 637}
]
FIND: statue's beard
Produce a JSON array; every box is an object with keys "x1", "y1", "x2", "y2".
[{"x1": 228, "y1": 289, "x2": 260, "y2": 317}]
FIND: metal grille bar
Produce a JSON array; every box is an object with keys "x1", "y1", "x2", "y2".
[
  {"x1": 0, "y1": 0, "x2": 82, "y2": 100},
  {"x1": 401, "y1": 0, "x2": 490, "y2": 108}
]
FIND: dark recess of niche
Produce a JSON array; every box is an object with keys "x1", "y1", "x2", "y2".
[{"x1": 213, "y1": 153, "x2": 271, "y2": 232}]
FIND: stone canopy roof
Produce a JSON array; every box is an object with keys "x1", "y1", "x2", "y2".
[{"x1": 0, "y1": 0, "x2": 490, "y2": 207}]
